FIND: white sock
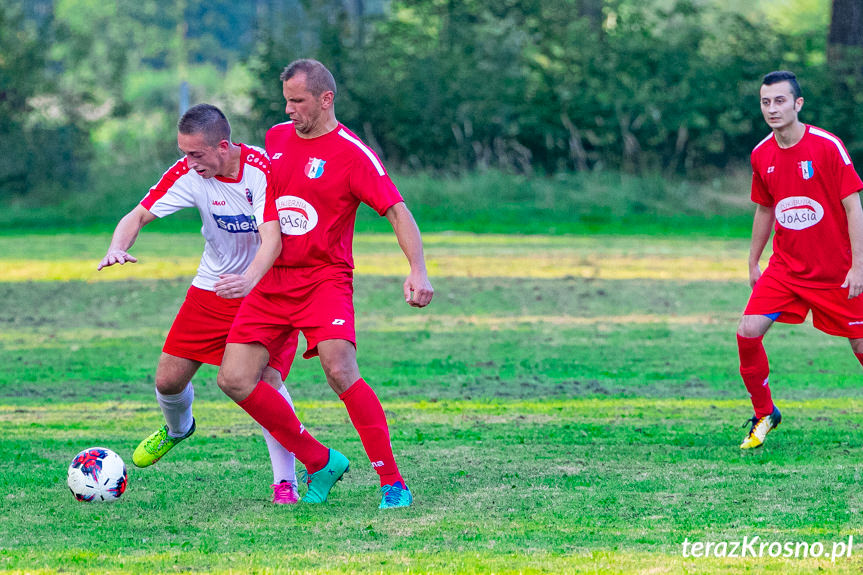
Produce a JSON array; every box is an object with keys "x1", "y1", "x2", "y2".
[
  {"x1": 156, "y1": 383, "x2": 194, "y2": 438},
  {"x1": 262, "y1": 385, "x2": 297, "y2": 486}
]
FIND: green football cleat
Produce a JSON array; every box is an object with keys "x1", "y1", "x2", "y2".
[
  {"x1": 300, "y1": 449, "x2": 349, "y2": 503},
  {"x1": 379, "y1": 481, "x2": 413, "y2": 509},
  {"x1": 132, "y1": 419, "x2": 196, "y2": 468}
]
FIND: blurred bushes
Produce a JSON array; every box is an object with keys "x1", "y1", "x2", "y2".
[
  {"x1": 246, "y1": 0, "x2": 857, "y2": 176},
  {"x1": 2, "y1": 0, "x2": 860, "y2": 220}
]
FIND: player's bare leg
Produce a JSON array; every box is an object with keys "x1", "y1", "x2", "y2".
[
  {"x1": 318, "y1": 339, "x2": 412, "y2": 508},
  {"x1": 737, "y1": 314, "x2": 781, "y2": 449},
  {"x1": 220, "y1": 342, "x2": 345, "y2": 503},
  {"x1": 133, "y1": 354, "x2": 201, "y2": 467}
]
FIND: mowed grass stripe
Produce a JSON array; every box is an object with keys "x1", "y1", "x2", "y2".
[
  {"x1": 2, "y1": 549, "x2": 862, "y2": 574},
  {"x1": 0, "y1": 254, "x2": 746, "y2": 282},
  {"x1": 3, "y1": 397, "x2": 863, "y2": 425},
  {"x1": 0, "y1": 231, "x2": 755, "y2": 281}
]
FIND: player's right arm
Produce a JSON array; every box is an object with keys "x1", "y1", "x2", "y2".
[
  {"x1": 213, "y1": 220, "x2": 282, "y2": 299},
  {"x1": 748, "y1": 204, "x2": 774, "y2": 288},
  {"x1": 97, "y1": 205, "x2": 157, "y2": 270}
]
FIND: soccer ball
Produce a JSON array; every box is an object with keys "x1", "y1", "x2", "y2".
[{"x1": 67, "y1": 447, "x2": 127, "y2": 502}]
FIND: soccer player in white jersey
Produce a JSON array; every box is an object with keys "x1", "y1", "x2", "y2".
[{"x1": 97, "y1": 104, "x2": 302, "y2": 504}]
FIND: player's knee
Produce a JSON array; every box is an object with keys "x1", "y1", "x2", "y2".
[
  {"x1": 850, "y1": 338, "x2": 863, "y2": 354},
  {"x1": 322, "y1": 363, "x2": 358, "y2": 393},
  {"x1": 154, "y1": 377, "x2": 187, "y2": 395},
  {"x1": 216, "y1": 368, "x2": 249, "y2": 402},
  {"x1": 737, "y1": 317, "x2": 766, "y2": 339}
]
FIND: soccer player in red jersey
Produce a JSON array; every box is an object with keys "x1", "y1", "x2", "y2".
[
  {"x1": 98, "y1": 104, "x2": 303, "y2": 503},
  {"x1": 738, "y1": 71, "x2": 863, "y2": 448},
  {"x1": 218, "y1": 59, "x2": 434, "y2": 508}
]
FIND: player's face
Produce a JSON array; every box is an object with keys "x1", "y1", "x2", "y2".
[
  {"x1": 282, "y1": 74, "x2": 327, "y2": 136},
  {"x1": 760, "y1": 81, "x2": 803, "y2": 132},
  {"x1": 178, "y1": 132, "x2": 225, "y2": 179}
]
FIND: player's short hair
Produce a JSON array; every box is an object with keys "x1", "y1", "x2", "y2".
[
  {"x1": 178, "y1": 104, "x2": 231, "y2": 147},
  {"x1": 280, "y1": 59, "x2": 337, "y2": 98},
  {"x1": 762, "y1": 70, "x2": 802, "y2": 100}
]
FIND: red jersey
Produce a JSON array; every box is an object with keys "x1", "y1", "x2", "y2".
[
  {"x1": 263, "y1": 122, "x2": 403, "y2": 274},
  {"x1": 751, "y1": 125, "x2": 863, "y2": 287}
]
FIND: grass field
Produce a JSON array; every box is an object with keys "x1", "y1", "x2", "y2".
[{"x1": 2, "y1": 231, "x2": 863, "y2": 574}]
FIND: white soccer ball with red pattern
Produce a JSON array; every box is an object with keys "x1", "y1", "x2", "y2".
[{"x1": 67, "y1": 447, "x2": 127, "y2": 502}]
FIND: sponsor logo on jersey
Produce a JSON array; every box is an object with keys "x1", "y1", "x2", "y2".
[
  {"x1": 799, "y1": 160, "x2": 814, "y2": 180},
  {"x1": 212, "y1": 200, "x2": 226, "y2": 206},
  {"x1": 775, "y1": 196, "x2": 823, "y2": 230},
  {"x1": 245, "y1": 188, "x2": 253, "y2": 206},
  {"x1": 305, "y1": 157, "x2": 326, "y2": 179},
  {"x1": 212, "y1": 213, "x2": 258, "y2": 233},
  {"x1": 767, "y1": 166, "x2": 775, "y2": 174},
  {"x1": 276, "y1": 196, "x2": 318, "y2": 236}
]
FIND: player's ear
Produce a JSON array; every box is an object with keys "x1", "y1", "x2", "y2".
[
  {"x1": 795, "y1": 97, "x2": 804, "y2": 113},
  {"x1": 320, "y1": 91, "x2": 335, "y2": 110}
]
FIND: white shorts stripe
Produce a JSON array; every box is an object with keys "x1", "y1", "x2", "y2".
[{"x1": 338, "y1": 128, "x2": 386, "y2": 176}]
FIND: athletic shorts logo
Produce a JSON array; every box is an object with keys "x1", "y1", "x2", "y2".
[
  {"x1": 272, "y1": 153, "x2": 283, "y2": 160},
  {"x1": 305, "y1": 157, "x2": 326, "y2": 179},
  {"x1": 332, "y1": 319, "x2": 346, "y2": 325},
  {"x1": 775, "y1": 196, "x2": 823, "y2": 230},
  {"x1": 799, "y1": 160, "x2": 814, "y2": 180},
  {"x1": 276, "y1": 196, "x2": 318, "y2": 236},
  {"x1": 213, "y1": 213, "x2": 258, "y2": 233}
]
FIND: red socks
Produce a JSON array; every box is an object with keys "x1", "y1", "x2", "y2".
[
  {"x1": 737, "y1": 334, "x2": 774, "y2": 418},
  {"x1": 237, "y1": 381, "x2": 329, "y2": 473},
  {"x1": 340, "y1": 379, "x2": 403, "y2": 486}
]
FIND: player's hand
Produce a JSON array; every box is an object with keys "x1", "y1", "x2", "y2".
[
  {"x1": 748, "y1": 264, "x2": 762, "y2": 289},
  {"x1": 97, "y1": 249, "x2": 138, "y2": 271},
  {"x1": 842, "y1": 266, "x2": 863, "y2": 299},
  {"x1": 215, "y1": 274, "x2": 253, "y2": 299},
  {"x1": 404, "y1": 270, "x2": 433, "y2": 308}
]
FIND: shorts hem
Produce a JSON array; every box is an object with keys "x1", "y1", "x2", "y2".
[{"x1": 161, "y1": 346, "x2": 222, "y2": 367}]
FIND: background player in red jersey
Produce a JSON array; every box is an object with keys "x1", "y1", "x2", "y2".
[
  {"x1": 98, "y1": 104, "x2": 303, "y2": 503},
  {"x1": 737, "y1": 71, "x2": 863, "y2": 449},
  {"x1": 217, "y1": 59, "x2": 434, "y2": 509}
]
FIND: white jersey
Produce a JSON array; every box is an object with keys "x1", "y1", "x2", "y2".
[{"x1": 140, "y1": 143, "x2": 270, "y2": 290}]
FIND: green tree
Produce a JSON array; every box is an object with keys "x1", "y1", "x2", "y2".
[{"x1": 0, "y1": 0, "x2": 90, "y2": 196}]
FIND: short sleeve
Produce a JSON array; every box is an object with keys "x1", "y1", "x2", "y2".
[{"x1": 141, "y1": 159, "x2": 197, "y2": 217}]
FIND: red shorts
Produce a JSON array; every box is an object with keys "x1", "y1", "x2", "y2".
[
  {"x1": 744, "y1": 270, "x2": 863, "y2": 338},
  {"x1": 228, "y1": 266, "x2": 356, "y2": 359},
  {"x1": 164, "y1": 285, "x2": 298, "y2": 378}
]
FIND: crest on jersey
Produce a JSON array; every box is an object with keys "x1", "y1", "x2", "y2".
[
  {"x1": 245, "y1": 188, "x2": 253, "y2": 205},
  {"x1": 775, "y1": 196, "x2": 823, "y2": 230},
  {"x1": 305, "y1": 158, "x2": 326, "y2": 179},
  {"x1": 799, "y1": 160, "x2": 814, "y2": 180}
]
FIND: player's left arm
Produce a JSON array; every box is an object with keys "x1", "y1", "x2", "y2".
[
  {"x1": 385, "y1": 202, "x2": 434, "y2": 307},
  {"x1": 841, "y1": 191, "x2": 863, "y2": 298},
  {"x1": 214, "y1": 221, "x2": 282, "y2": 299}
]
